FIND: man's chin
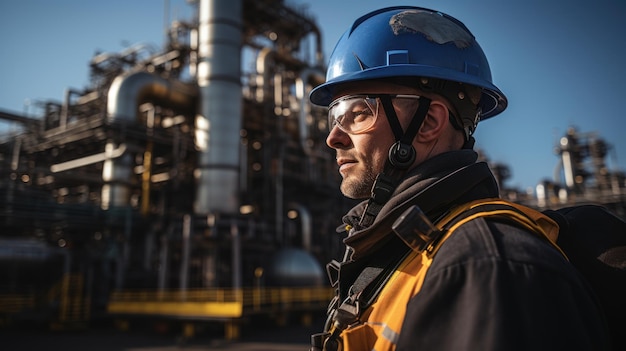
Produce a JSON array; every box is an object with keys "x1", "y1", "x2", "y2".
[{"x1": 340, "y1": 179, "x2": 371, "y2": 199}]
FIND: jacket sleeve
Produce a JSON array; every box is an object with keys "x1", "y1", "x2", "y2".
[{"x1": 396, "y1": 219, "x2": 611, "y2": 351}]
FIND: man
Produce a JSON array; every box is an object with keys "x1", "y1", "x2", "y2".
[{"x1": 309, "y1": 6, "x2": 611, "y2": 351}]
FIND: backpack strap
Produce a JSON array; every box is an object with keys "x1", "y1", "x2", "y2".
[{"x1": 427, "y1": 198, "x2": 566, "y2": 258}]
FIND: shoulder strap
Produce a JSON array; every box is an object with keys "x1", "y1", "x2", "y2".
[
  {"x1": 391, "y1": 197, "x2": 564, "y2": 259},
  {"x1": 428, "y1": 198, "x2": 566, "y2": 258}
]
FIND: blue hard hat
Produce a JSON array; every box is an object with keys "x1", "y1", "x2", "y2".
[{"x1": 310, "y1": 6, "x2": 507, "y2": 121}]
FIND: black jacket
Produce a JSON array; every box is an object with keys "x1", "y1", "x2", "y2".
[{"x1": 336, "y1": 150, "x2": 611, "y2": 350}]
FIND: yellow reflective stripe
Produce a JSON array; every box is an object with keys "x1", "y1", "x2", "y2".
[
  {"x1": 364, "y1": 322, "x2": 399, "y2": 349},
  {"x1": 381, "y1": 323, "x2": 399, "y2": 345},
  {"x1": 366, "y1": 322, "x2": 400, "y2": 345}
]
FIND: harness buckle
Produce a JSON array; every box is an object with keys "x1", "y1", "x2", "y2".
[
  {"x1": 334, "y1": 294, "x2": 361, "y2": 329},
  {"x1": 392, "y1": 205, "x2": 443, "y2": 252},
  {"x1": 326, "y1": 260, "x2": 341, "y2": 288},
  {"x1": 371, "y1": 172, "x2": 395, "y2": 204}
]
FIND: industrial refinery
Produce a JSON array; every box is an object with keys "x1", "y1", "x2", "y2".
[
  {"x1": 0, "y1": 0, "x2": 356, "y2": 337},
  {"x1": 1, "y1": 0, "x2": 625, "y2": 342},
  {"x1": 490, "y1": 127, "x2": 626, "y2": 219}
]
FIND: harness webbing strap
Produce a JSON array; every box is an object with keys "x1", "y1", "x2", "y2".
[{"x1": 358, "y1": 171, "x2": 397, "y2": 229}]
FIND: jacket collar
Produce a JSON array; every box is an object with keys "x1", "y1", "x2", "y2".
[{"x1": 341, "y1": 150, "x2": 499, "y2": 260}]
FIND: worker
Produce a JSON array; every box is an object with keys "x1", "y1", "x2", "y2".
[{"x1": 308, "y1": 6, "x2": 611, "y2": 351}]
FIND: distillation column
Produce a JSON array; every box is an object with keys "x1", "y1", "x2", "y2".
[{"x1": 194, "y1": 0, "x2": 243, "y2": 214}]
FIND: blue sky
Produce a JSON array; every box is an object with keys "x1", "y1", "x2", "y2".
[{"x1": 1, "y1": 0, "x2": 625, "y2": 191}]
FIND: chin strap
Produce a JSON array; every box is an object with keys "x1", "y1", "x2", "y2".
[{"x1": 358, "y1": 96, "x2": 432, "y2": 229}]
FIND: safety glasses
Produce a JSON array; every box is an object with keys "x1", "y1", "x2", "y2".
[{"x1": 328, "y1": 94, "x2": 422, "y2": 134}]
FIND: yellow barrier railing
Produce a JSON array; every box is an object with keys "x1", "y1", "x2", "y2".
[
  {"x1": 1, "y1": 285, "x2": 335, "y2": 322},
  {"x1": 0, "y1": 294, "x2": 36, "y2": 314},
  {"x1": 1, "y1": 273, "x2": 89, "y2": 326},
  {"x1": 108, "y1": 286, "x2": 334, "y2": 318},
  {"x1": 56, "y1": 274, "x2": 89, "y2": 322}
]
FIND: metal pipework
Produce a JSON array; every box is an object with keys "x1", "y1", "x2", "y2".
[
  {"x1": 255, "y1": 47, "x2": 274, "y2": 103},
  {"x1": 107, "y1": 71, "x2": 195, "y2": 122},
  {"x1": 101, "y1": 142, "x2": 133, "y2": 210},
  {"x1": 560, "y1": 140, "x2": 576, "y2": 189},
  {"x1": 288, "y1": 203, "x2": 312, "y2": 252},
  {"x1": 194, "y1": 0, "x2": 243, "y2": 215},
  {"x1": 104, "y1": 71, "x2": 196, "y2": 209},
  {"x1": 255, "y1": 49, "x2": 324, "y2": 155},
  {"x1": 296, "y1": 68, "x2": 325, "y2": 155}
]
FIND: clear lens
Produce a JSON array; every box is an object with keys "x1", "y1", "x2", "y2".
[
  {"x1": 327, "y1": 94, "x2": 422, "y2": 134},
  {"x1": 328, "y1": 95, "x2": 378, "y2": 134}
]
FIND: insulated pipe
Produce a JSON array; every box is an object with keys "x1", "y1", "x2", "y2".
[
  {"x1": 289, "y1": 203, "x2": 312, "y2": 252},
  {"x1": 194, "y1": 0, "x2": 243, "y2": 214},
  {"x1": 311, "y1": 27, "x2": 324, "y2": 65},
  {"x1": 107, "y1": 71, "x2": 195, "y2": 122},
  {"x1": 61, "y1": 88, "x2": 81, "y2": 129},
  {"x1": 180, "y1": 214, "x2": 192, "y2": 292},
  {"x1": 296, "y1": 68, "x2": 325, "y2": 155},
  {"x1": 559, "y1": 136, "x2": 576, "y2": 189},
  {"x1": 279, "y1": 3, "x2": 324, "y2": 65},
  {"x1": 105, "y1": 71, "x2": 196, "y2": 209},
  {"x1": 101, "y1": 142, "x2": 133, "y2": 210},
  {"x1": 255, "y1": 47, "x2": 274, "y2": 103}
]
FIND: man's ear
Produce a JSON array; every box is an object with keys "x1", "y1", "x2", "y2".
[{"x1": 417, "y1": 100, "x2": 448, "y2": 142}]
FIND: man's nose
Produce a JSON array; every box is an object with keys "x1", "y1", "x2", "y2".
[{"x1": 326, "y1": 125, "x2": 351, "y2": 149}]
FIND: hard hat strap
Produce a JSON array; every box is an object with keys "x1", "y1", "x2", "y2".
[
  {"x1": 358, "y1": 96, "x2": 432, "y2": 228},
  {"x1": 379, "y1": 95, "x2": 431, "y2": 147}
]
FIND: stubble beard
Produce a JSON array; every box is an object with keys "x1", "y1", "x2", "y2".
[{"x1": 340, "y1": 162, "x2": 378, "y2": 199}]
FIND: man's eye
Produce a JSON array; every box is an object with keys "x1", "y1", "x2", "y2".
[{"x1": 351, "y1": 109, "x2": 373, "y2": 122}]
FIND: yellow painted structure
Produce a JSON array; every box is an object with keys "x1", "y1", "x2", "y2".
[{"x1": 107, "y1": 287, "x2": 333, "y2": 319}]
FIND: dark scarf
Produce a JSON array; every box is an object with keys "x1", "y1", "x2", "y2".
[{"x1": 339, "y1": 150, "x2": 499, "y2": 260}]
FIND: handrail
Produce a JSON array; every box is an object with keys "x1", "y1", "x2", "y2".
[
  {"x1": 0, "y1": 294, "x2": 35, "y2": 313},
  {"x1": 109, "y1": 286, "x2": 334, "y2": 312}
]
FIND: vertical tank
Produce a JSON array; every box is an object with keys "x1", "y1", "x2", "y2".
[{"x1": 194, "y1": 0, "x2": 243, "y2": 214}]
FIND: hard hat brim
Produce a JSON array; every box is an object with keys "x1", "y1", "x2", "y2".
[{"x1": 309, "y1": 64, "x2": 507, "y2": 120}]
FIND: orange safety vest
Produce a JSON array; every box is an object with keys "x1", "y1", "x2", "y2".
[{"x1": 333, "y1": 198, "x2": 565, "y2": 351}]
